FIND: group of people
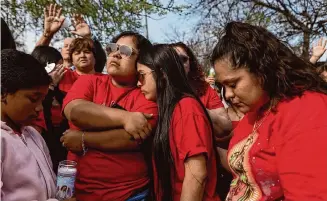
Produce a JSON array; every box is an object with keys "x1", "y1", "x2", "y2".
[{"x1": 1, "y1": 3, "x2": 327, "y2": 201}]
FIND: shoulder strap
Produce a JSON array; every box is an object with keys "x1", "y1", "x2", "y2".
[
  {"x1": 110, "y1": 87, "x2": 137, "y2": 107},
  {"x1": 102, "y1": 77, "x2": 137, "y2": 106}
]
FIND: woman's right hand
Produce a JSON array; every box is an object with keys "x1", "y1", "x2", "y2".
[
  {"x1": 123, "y1": 112, "x2": 153, "y2": 142},
  {"x1": 43, "y1": 4, "x2": 65, "y2": 36},
  {"x1": 312, "y1": 38, "x2": 327, "y2": 59},
  {"x1": 49, "y1": 64, "x2": 66, "y2": 87}
]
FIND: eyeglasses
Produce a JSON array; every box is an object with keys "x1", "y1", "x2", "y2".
[
  {"x1": 106, "y1": 43, "x2": 137, "y2": 57},
  {"x1": 138, "y1": 70, "x2": 154, "y2": 84},
  {"x1": 178, "y1": 54, "x2": 189, "y2": 64}
]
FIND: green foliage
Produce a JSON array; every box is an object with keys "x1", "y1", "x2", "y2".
[
  {"x1": 191, "y1": 0, "x2": 327, "y2": 58},
  {"x1": 1, "y1": 0, "x2": 184, "y2": 48}
]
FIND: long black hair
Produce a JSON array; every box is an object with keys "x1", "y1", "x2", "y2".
[
  {"x1": 211, "y1": 21, "x2": 327, "y2": 109},
  {"x1": 138, "y1": 44, "x2": 214, "y2": 201},
  {"x1": 32, "y1": 46, "x2": 63, "y2": 67},
  {"x1": 170, "y1": 42, "x2": 209, "y2": 97}
]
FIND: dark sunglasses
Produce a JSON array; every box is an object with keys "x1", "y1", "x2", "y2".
[
  {"x1": 106, "y1": 43, "x2": 137, "y2": 57},
  {"x1": 178, "y1": 54, "x2": 189, "y2": 64}
]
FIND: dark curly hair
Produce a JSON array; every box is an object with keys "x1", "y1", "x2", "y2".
[
  {"x1": 171, "y1": 42, "x2": 209, "y2": 97},
  {"x1": 211, "y1": 21, "x2": 327, "y2": 109},
  {"x1": 1, "y1": 49, "x2": 51, "y2": 95},
  {"x1": 111, "y1": 31, "x2": 152, "y2": 51},
  {"x1": 317, "y1": 62, "x2": 327, "y2": 74}
]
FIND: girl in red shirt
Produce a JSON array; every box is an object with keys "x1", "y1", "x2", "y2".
[
  {"x1": 212, "y1": 21, "x2": 327, "y2": 200},
  {"x1": 171, "y1": 42, "x2": 232, "y2": 200},
  {"x1": 170, "y1": 42, "x2": 232, "y2": 137},
  {"x1": 137, "y1": 44, "x2": 220, "y2": 201}
]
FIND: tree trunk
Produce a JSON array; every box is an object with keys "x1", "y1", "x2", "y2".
[{"x1": 301, "y1": 31, "x2": 310, "y2": 59}]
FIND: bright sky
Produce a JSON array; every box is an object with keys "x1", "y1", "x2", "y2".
[{"x1": 23, "y1": 1, "x2": 326, "y2": 61}]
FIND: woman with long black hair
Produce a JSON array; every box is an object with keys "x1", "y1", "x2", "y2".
[{"x1": 137, "y1": 44, "x2": 219, "y2": 201}]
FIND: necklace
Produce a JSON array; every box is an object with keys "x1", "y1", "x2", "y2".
[
  {"x1": 227, "y1": 106, "x2": 244, "y2": 121},
  {"x1": 252, "y1": 109, "x2": 271, "y2": 134}
]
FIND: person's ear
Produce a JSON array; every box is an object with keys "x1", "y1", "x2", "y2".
[{"x1": 1, "y1": 93, "x2": 8, "y2": 104}]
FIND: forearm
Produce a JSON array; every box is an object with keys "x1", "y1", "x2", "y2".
[
  {"x1": 84, "y1": 129, "x2": 139, "y2": 151},
  {"x1": 64, "y1": 99, "x2": 128, "y2": 130},
  {"x1": 180, "y1": 155, "x2": 207, "y2": 201},
  {"x1": 35, "y1": 34, "x2": 53, "y2": 47},
  {"x1": 310, "y1": 56, "x2": 320, "y2": 64},
  {"x1": 208, "y1": 109, "x2": 232, "y2": 137},
  {"x1": 180, "y1": 177, "x2": 206, "y2": 201}
]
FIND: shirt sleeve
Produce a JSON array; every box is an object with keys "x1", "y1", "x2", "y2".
[
  {"x1": 62, "y1": 75, "x2": 95, "y2": 111},
  {"x1": 174, "y1": 113, "x2": 213, "y2": 161},
  {"x1": 133, "y1": 99, "x2": 158, "y2": 129},
  {"x1": 275, "y1": 98, "x2": 327, "y2": 200},
  {"x1": 205, "y1": 86, "x2": 224, "y2": 110}
]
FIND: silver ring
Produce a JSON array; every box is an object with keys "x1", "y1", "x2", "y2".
[{"x1": 62, "y1": 142, "x2": 65, "y2": 147}]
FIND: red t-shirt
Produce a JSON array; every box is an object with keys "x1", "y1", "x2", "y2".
[
  {"x1": 227, "y1": 92, "x2": 327, "y2": 201},
  {"x1": 59, "y1": 70, "x2": 80, "y2": 93},
  {"x1": 62, "y1": 74, "x2": 158, "y2": 201},
  {"x1": 153, "y1": 97, "x2": 220, "y2": 201},
  {"x1": 200, "y1": 85, "x2": 224, "y2": 110}
]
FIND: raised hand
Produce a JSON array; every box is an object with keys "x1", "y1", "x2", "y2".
[
  {"x1": 312, "y1": 38, "x2": 327, "y2": 59},
  {"x1": 70, "y1": 14, "x2": 91, "y2": 38},
  {"x1": 49, "y1": 64, "x2": 67, "y2": 86},
  {"x1": 43, "y1": 4, "x2": 65, "y2": 36}
]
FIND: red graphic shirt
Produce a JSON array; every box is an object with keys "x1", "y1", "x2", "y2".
[{"x1": 227, "y1": 92, "x2": 327, "y2": 201}]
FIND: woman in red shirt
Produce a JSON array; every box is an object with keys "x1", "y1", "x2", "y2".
[
  {"x1": 170, "y1": 42, "x2": 232, "y2": 137},
  {"x1": 212, "y1": 21, "x2": 327, "y2": 200},
  {"x1": 171, "y1": 42, "x2": 232, "y2": 200},
  {"x1": 137, "y1": 44, "x2": 220, "y2": 201}
]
